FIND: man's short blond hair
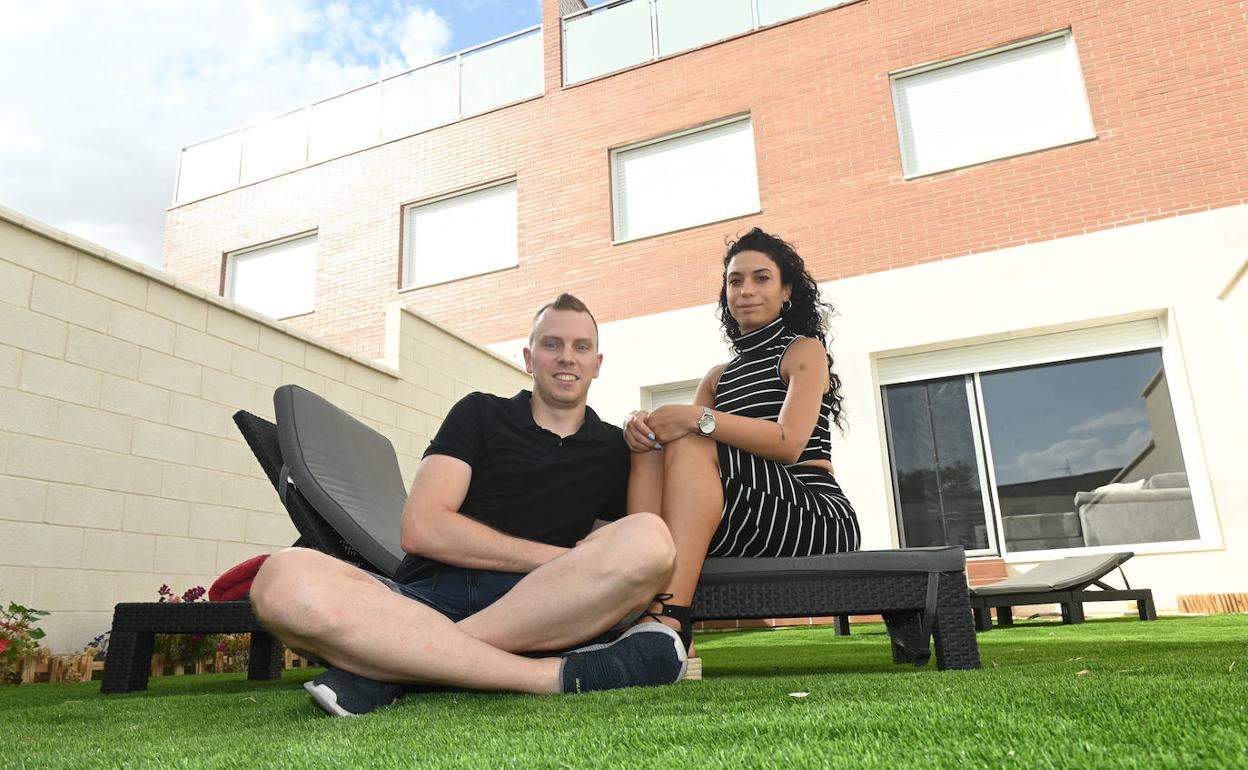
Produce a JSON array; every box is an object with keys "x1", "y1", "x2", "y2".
[{"x1": 529, "y1": 293, "x2": 599, "y2": 346}]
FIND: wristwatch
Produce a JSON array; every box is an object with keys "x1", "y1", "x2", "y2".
[{"x1": 697, "y1": 407, "x2": 716, "y2": 436}]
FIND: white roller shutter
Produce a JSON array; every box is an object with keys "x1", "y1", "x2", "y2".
[
  {"x1": 226, "y1": 234, "x2": 318, "y2": 320},
  {"x1": 877, "y1": 319, "x2": 1164, "y2": 385},
  {"x1": 612, "y1": 116, "x2": 760, "y2": 242},
  {"x1": 404, "y1": 181, "x2": 518, "y2": 288},
  {"x1": 892, "y1": 31, "x2": 1095, "y2": 178}
]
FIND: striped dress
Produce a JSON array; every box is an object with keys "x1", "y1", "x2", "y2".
[{"x1": 707, "y1": 317, "x2": 861, "y2": 558}]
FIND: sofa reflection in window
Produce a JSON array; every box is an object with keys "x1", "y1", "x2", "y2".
[
  {"x1": 1076, "y1": 471, "x2": 1197, "y2": 545},
  {"x1": 1075, "y1": 369, "x2": 1198, "y2": 546}
]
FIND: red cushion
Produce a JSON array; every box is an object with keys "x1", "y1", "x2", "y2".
[{"x1": 209, "y1": 554, "x2": 271, "y2": 602}]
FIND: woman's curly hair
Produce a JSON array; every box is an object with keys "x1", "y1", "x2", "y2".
[{"x1": 717, "y1": 228, "x2": 846, "y2": 429}]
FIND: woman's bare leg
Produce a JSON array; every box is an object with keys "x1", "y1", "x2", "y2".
[
  {"x1": 648, "y1": 435, "x2": 724, "y2": 629},
  {"x1": 627, "y1": 449, "x2": 665, "y2": 514}
]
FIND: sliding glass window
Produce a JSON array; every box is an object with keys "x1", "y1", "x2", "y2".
[{"x1": 882, "y1": 326, "x2": 1199, "y2": 556}]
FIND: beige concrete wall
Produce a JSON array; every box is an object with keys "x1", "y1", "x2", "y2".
[{"x1": 0, "y1": 206, "x2": 529, "y2": 652}]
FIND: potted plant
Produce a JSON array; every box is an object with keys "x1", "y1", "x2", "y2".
[
  {"x1": 152, "y1": 585, "x2": 217, "y2": 674},
  {"x1": 1, "y1": 602, "x2": 50, "y2": 684}
]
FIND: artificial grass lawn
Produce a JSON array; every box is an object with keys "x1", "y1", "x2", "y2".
[{"x1": 3, "y1": 616, "x2": 1246, "y2": 769}]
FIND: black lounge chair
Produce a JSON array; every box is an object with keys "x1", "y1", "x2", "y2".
[
  {"x1": 969, "y1": 552, "x2": 1157, "y2": 630},
  {"x1": 103, "y1": 385, "x2": 980, "y2": 692}
]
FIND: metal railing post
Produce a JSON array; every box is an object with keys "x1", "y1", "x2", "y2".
[
  {"x1": 456, "y1": 52, "x2": 464, "y2": 120},
  {"x1": 234, "y1": 130, "x2": 243, "y2": 187},
  {"x1": 376, "y1": 76, "x2": 385, "y2": 144},
  {"x1": 649, "y1": 0, "x2": 659, "y2": 61}
]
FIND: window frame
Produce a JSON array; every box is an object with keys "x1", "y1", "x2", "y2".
[
  {"x1": 400, "y1": 177, "x2": 520, "y2": 290},
  {"x1": 889, "y1": 29, "x2": 1096, "y2": 180},
  {"x1": 223, "y1": 230, "x2": 318, "y2": 321},
  {"x1": 609, "y1": 114, "x2": 762, "y2": 245},
  {"x1": 642, "y1": 379, "x2": 701, "y2": 410},
  {"x1": 881, "y1": 374, "x2": 1003, "y2": 558},
  {"x1": 875, "y1": 316, "x2": 1222, "y2": 562}
]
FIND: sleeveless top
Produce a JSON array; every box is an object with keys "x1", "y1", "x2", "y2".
[{"x1": 714, "y1": 316, "x2": 833, "y2": 465}]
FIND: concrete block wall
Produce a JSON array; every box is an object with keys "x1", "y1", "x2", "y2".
[{"x1": 0, "y1": 206, "x2": 529, "y2": 652}]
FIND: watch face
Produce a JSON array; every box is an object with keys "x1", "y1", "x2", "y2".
[{"x1": 698, "y1": 412, "x2": 715, "y2": 434}]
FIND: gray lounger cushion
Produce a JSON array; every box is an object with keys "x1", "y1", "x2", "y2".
[
  {"x1": 274, "y1": 385, "x2": 407, "y2": 577},
  {"x1": 702, "y1": 546, "x2": 965, "y2": 584},
  {"x1": 971, "y1": 552, "x2": 1134, "y2": 596}
]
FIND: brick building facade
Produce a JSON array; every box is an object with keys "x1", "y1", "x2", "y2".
[{"x1": 164, "y1": 0, "x2": 1247, "y2": 352}]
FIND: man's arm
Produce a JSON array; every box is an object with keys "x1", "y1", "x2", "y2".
[{"x1": 399, "y1": 454, "x2": 568, "y2": 573}]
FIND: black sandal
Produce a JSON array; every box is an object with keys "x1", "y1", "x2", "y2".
[{"x1": 645, "y1": 593, "x2": 693, "y2": 651}]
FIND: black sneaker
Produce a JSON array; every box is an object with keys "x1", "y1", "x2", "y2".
[
  {"x1": 304, "y1": 667, "x2": 405, "y2": 717},
  {"x1": 559, "y1": 623, "x2": 687, "y2": 694}
]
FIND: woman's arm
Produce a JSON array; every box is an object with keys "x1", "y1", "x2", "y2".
[
  {"x1": 647, "y1": 338, "x2": 829, "y2": 465},
  {"x1": 623, "y1": 363, "x2": 726, "y2": 452}
]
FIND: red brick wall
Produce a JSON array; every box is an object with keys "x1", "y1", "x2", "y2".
[{"x1": 163, "y1": 0, "x2": 1248, "y2": 357}]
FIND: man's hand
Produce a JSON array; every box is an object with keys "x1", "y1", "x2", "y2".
[{"x1": 401, "y1": 454, "x2": 567, "y2": 572}]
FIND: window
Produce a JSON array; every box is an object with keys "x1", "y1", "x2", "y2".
[
  {"x1": 880, "y1": 321, "x2": 1203, "y2": 557},
  {"x1": 644, "y1": 381, "x2": 700, "y2": 410},
  {"x1": 891, "y1": 31, "x2": 1095, "y2": 178},
  {"x1": 403, "y1": 181, "x2": 518, "y2": 288},
  {"x1": 611, "y1": 116, "x2": 760, "y2": 242},
  {"x1": 225, "y1": 234, "x2": 317, "y2": 320}
]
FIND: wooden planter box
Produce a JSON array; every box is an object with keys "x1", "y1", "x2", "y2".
[
  {"x1": 10, "y1": 645, "x2": 315, "y2": 685},
  {"x1": 16, "y1": 653, "x2": 103, "y2": 684}
]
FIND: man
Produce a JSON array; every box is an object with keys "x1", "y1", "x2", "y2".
[{"x1": 251, "y1": 294, "x2": 685, "y2": 716}]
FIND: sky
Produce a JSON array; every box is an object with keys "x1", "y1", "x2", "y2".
[{"x1": 0, "y1": 0, "x2": 542, "y2": 269}]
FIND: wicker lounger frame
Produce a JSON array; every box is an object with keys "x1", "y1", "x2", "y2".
[
  {"x1": 101, "y1": 601, "x2": 282, "y2": 694},
  {"x1": 695, "y1": 560, "x2": 982, "y2": 671},
  {"x1": 969, "y1": 553, "x2": 1157, "y2": 630}
]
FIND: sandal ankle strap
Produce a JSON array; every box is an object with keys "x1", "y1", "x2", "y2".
[{"x1": 645, "y1": 593, "x2": 693, "y2": 650}]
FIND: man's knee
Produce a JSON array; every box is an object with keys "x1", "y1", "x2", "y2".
[
  {"x1": 605, "y1": 513, "x2": 675, "y2": 583},
  {"x1": 250, "y1": 548, "x2": 336, "y2": 633}
]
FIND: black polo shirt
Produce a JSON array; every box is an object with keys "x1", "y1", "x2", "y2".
[{"x1": 394, "y1": 390, "x2": 629, "y2": 582}]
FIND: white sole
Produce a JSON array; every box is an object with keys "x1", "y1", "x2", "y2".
[
  {"x1": 617, "y1": 623, "x2": 689, "y2": 684},
  {"x1": 563, "y1": 623, "x2": 689, "y2": 686},
  {"x1": 304, "y1": 680, "x2": 358, "y2": 717}
]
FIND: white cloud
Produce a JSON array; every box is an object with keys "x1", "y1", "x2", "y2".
[
  {"x1": 1011, "y1": 437, "x2": 1103, "y2": 482},
  {"x1": 1004, "y1": 425, "x2": 1153, "y2": 483},
  {"x1": 1069, "y1": 406, "x2": 1148, "y2": 433},
  {"x1": 0, "y1": 1, "x2": 451, "y2": 268},
  {"x1": 399, "y1": 7, "x2": 453, "y2": 67},
  {"x1": 1090, "y1": 426, "x2": 1151, "y2": 470}
]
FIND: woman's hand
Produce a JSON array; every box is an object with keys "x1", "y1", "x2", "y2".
[
  {"x1": 647, "y1": 404, "x2": 702, "y2": 444},
  {"x1": 623, "y1": 410, "x2": 661, "y2": 453}
]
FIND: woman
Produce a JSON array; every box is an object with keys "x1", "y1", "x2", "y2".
[{"x1": 624, "y1": 228, "x2": 860, "y2": 653}]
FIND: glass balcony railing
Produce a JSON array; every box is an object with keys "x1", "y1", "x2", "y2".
[
  {"x1": 562, "y1": 0, "x2": 848, "y2": 85},
  {"x1": 174, "y1": 26, "x2": 543, "y2": 204}
]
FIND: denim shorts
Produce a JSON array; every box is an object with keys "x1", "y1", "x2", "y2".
[{"x1": 371, "y1": 567, "x2": 526, "y2": 623}]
